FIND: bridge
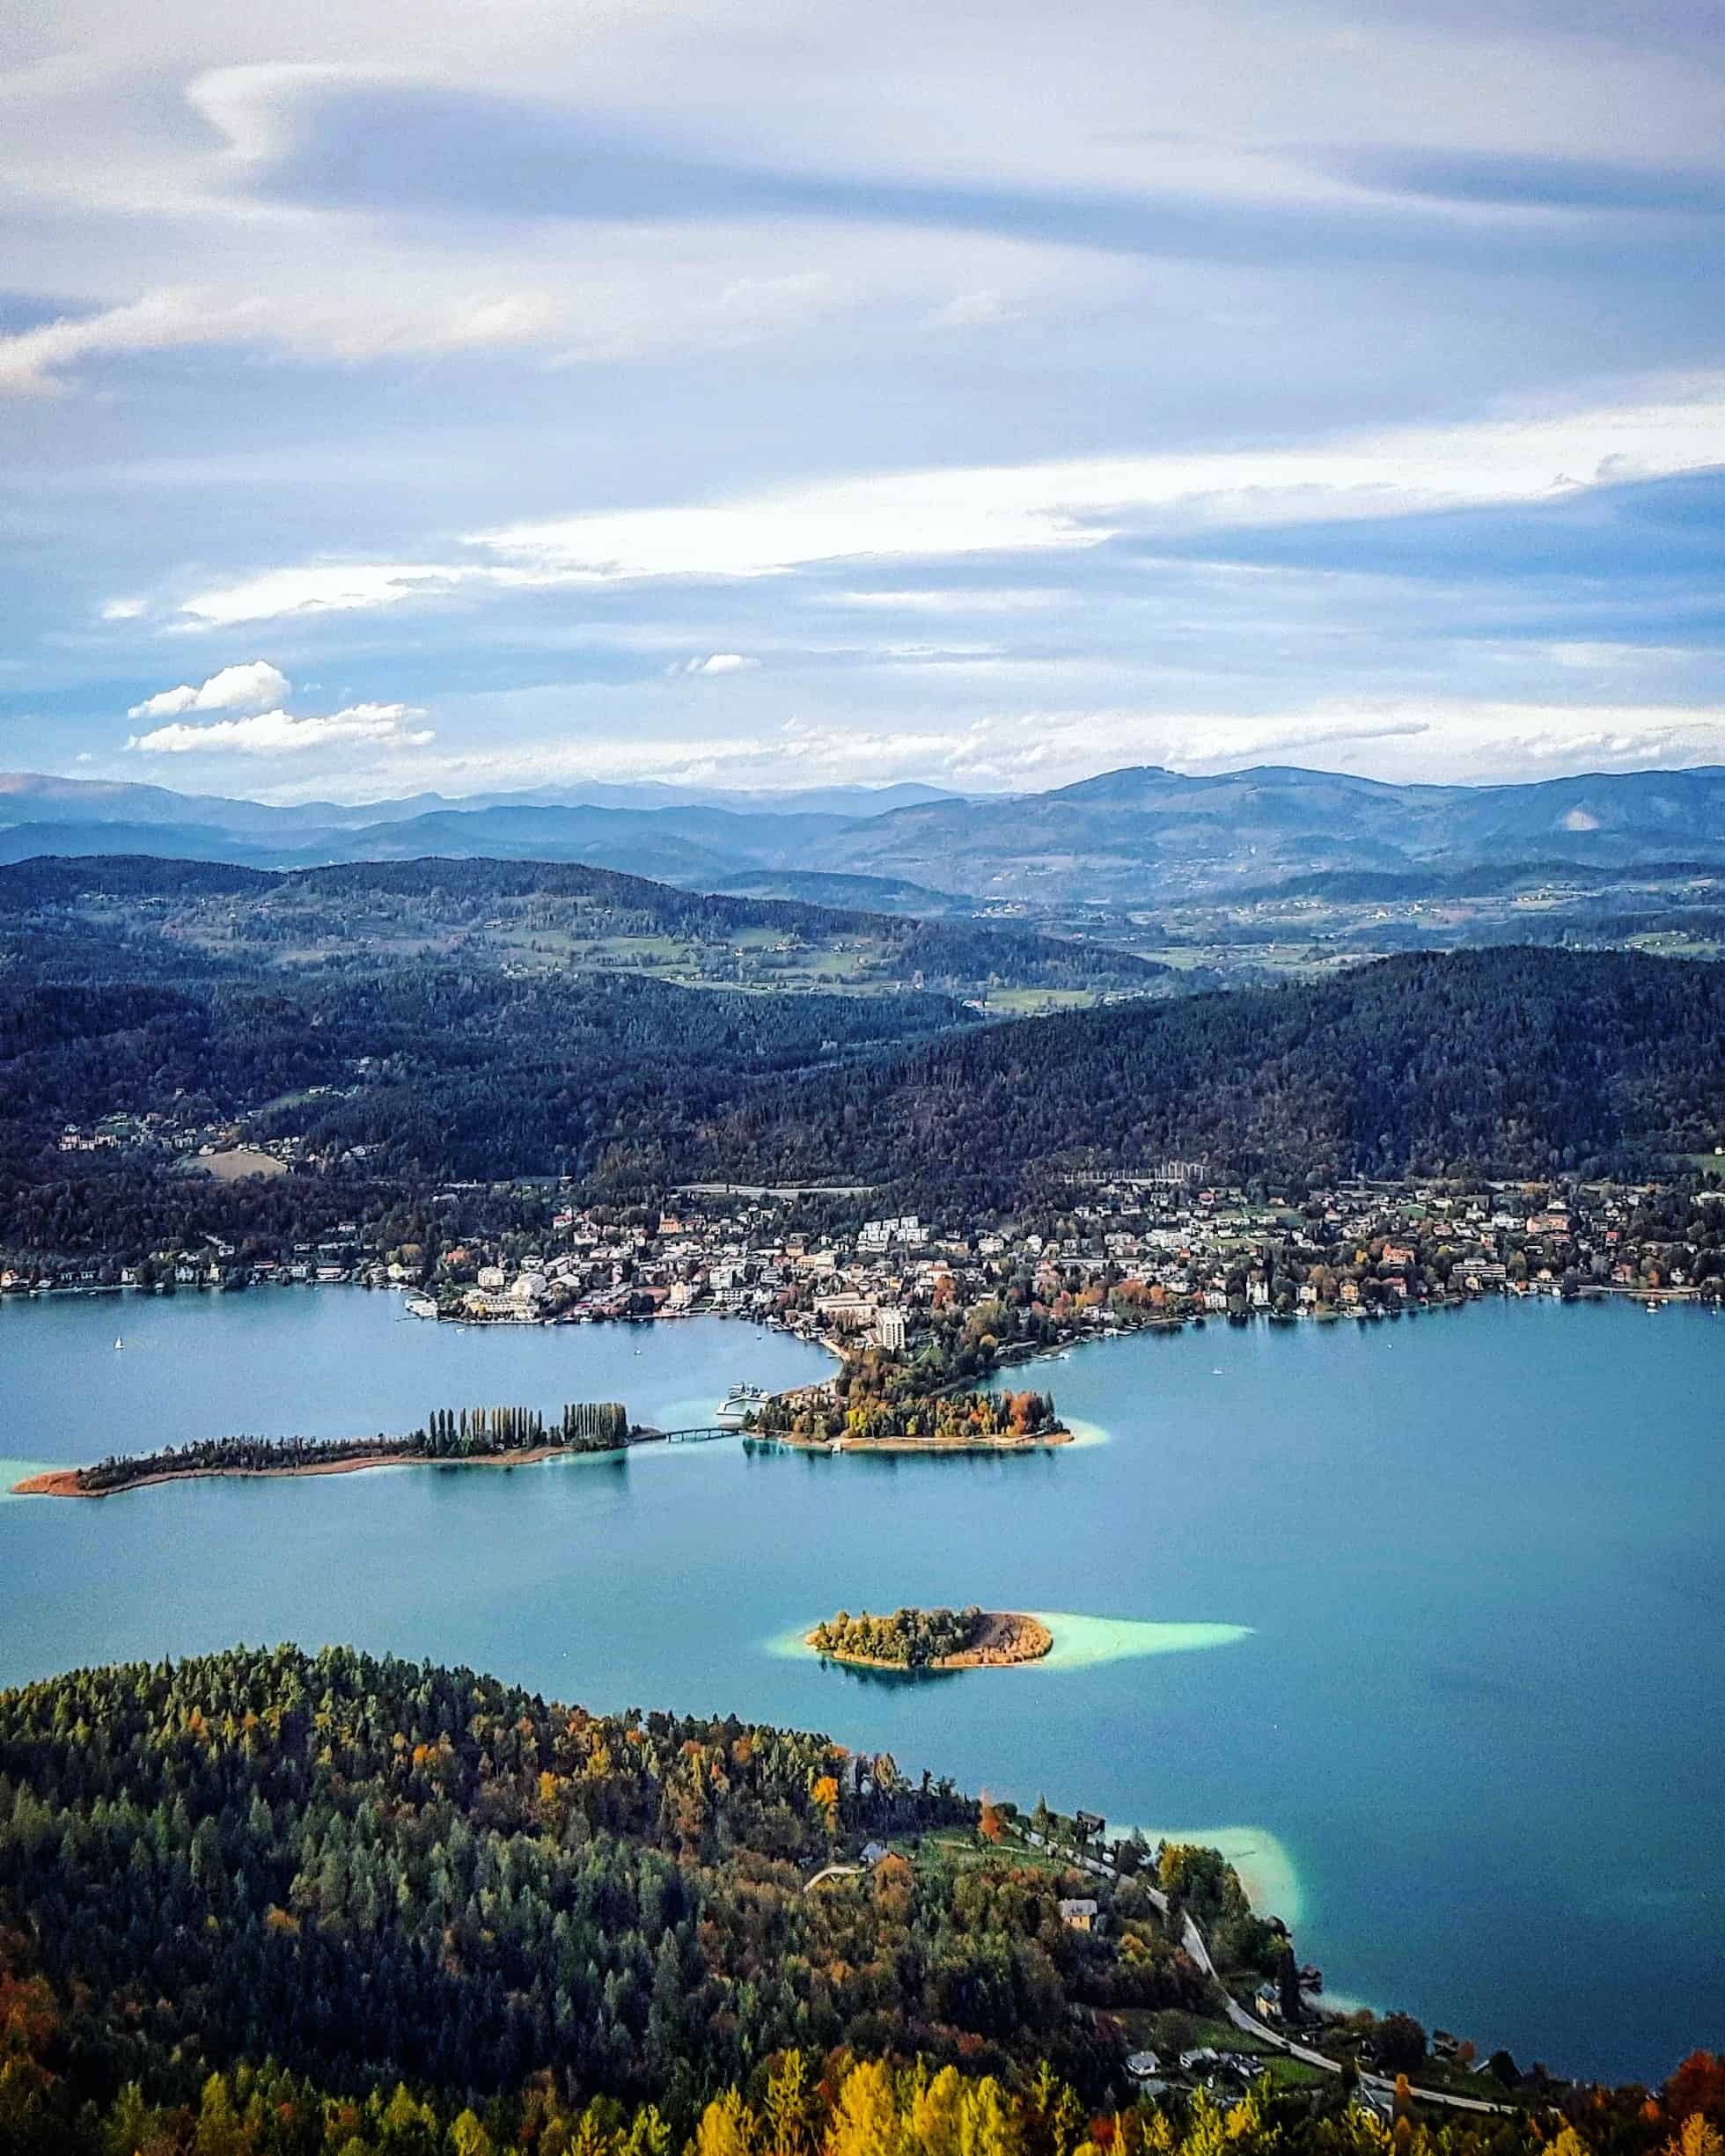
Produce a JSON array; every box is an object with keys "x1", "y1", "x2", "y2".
[{"x1": 662, "y1": 1425, "x2": 745, "y2": 1444}]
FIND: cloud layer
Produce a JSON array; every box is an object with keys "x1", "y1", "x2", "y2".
[{"x1": 3, "y1": 0, "x2": 1724, "y2": 796}]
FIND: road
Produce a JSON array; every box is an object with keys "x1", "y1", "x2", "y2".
[
  {"x1": 802, "y1": 1862, "x2": 862, "y2": 1893},
  {"x1": 1022, "y1": 1830, "x2": 1514, "y2": 2116}
]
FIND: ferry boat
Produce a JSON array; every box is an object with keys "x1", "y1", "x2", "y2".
[
  {"x1": 715, "y1": 1382, "x2": 766, "y2": 1430},
  {"x1": 403, "y1": 1294, "x2": 438, "y2": 1319}
]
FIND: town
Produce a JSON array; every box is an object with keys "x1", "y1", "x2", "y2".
[{"x1": 8, "y1": 1159, "x2": 1721, "y2": 1366}]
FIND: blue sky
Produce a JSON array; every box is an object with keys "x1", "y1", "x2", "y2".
[{"x1": 2, "y1": 0, "x2": 1723, "y2": 803}]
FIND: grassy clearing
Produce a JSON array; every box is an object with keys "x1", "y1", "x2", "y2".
[
  {"x1": 1260, "y1": 2057, "x2": 1332, "y2": 2089},
  {"x1": 978, "y1": 986, "x2": 1100, "y2": 1014},
  {"x1": 187, "y1": 1148, "x2": 287, "y2": 1182}
]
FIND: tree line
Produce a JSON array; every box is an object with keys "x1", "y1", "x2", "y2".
[
  {"x1": 809, "y1": 1608, "x2": 992, "y2": 1668},
  {"x1": 0, "y1": 2038, "x2": 1720, "y2": 2156},
  {"x1": 753, "y1": 1377, "x2": 1056, "y2": 1447},
  {"x1": 76, "y1": 1403, "x2": 633, "y2": 1492}
]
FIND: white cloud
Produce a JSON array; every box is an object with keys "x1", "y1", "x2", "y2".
[
  {"x1": 100, "y1": 597, "x2": 146, "y2": 621},
  {"x1": 176, "y1": 566, "x2": 471, "y2": 627},
  {"x1": 165, "y1": 374, "x2": 1725, "y2": 628},
  {"x1": 926, "y1": 290, "x2": 1017, "y2": 332},
  {"x1": 0, "y1": 285, "x2": 567, "y2": 399},
  {"x1": 128, "y1": 660, "x2": 291, "y2": 719},
  {"x1": 469, "y1": 380, "x2": 1725, "y2": 582},
  {"x1": 0, "y1": 291, "x2": 216, "y2": 400},
  {"x1": 832, "y1": 587, "x2": 1064, "y2": 613},
  {"x1": 671, "y1": 652, "x2": 759, "y2": 676},
  {"x1": 126, "y1": 702, "x2": 431, "y2": 756}
]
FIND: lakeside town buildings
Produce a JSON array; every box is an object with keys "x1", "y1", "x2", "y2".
[{"x1": 9, "y1": 1167, "x2": 1721, "y2": 1358}]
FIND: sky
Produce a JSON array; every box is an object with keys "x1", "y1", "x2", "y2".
[{"x1": 3, "y1": 0, "x2": 1724, "y2": 804}]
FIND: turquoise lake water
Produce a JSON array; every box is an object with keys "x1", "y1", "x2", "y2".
[{"x1": 1, "y1": 1287, "x2": 1720, "y2": 2080}]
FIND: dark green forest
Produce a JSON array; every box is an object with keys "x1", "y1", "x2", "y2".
[
  {"x1": 685, "y1": 948, "x2": 1725, "y2": 1202},
  {"x1": 0, "y1": 1647, "x2": 1210, "y2": 2122}
]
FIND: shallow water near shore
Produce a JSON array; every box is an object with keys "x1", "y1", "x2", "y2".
[{"x1": 1, "y1": 1287, "x2": 1721, "y2": 2081}]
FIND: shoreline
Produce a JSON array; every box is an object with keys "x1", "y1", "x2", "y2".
[
  {"x1": 760, "y1": 1422, "x2": 1071, "y2": 1455},
  {"x1": 808, "y1": 1610, "x2": 1054, "y2": 1671},
  {"x1": 11, "y1": 1434, "x2": 656, "y2": 1501}
]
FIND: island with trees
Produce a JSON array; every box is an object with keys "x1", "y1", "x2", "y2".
[
  {"x1": 808, "y1": 1604, "x2": 1054, "y2": 1669},
  {"x1": 752, "y1": 1348, "x2": 1065, "y2": 1450},
  {"x1": 11, "y1": 1398, "x2": 637, "y2": 1498}
]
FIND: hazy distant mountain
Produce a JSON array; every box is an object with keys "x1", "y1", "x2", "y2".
[
  {"x1": 4, "y1": 762, "x2": 1723, "y2": 902},
  {"x1": 0, "y1": 769, "x2": 958, "y2": 834},
  {"x1": 0, "y1": 818, "x2": 292, "y2": 867},
  {"x1": 0, "y1": 770, "x2": 471, "y2": 832},
  {"x1": 811, "y1": 763, "x2": 1725, "y2": 900},
  {"x1": 498, "y1": 779, "x2": 962, "y2": 817}
]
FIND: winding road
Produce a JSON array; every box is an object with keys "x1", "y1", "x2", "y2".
[{"x1": 1026, "y1": 1831, "x2": 1514, "y2": 2116}]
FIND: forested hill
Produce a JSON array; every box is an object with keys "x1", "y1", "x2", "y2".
[
  {"x1": 0, "y1": 1646, "x2": 1215, "y2": 2123},
  {"x1": 680, "y1": 949, "x2": 1725, "y2": 1198},
  {"x1": 0, "y1": 852, "x2": 1171, "y2": 994}
]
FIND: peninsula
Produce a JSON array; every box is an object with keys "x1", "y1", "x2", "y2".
[
  {"x1": 753, "y1": 1362, "x2": 1067, "y2": 1450},
  {"x1": 807, "y1": 1605, "x2": 1053, "y2": 1669},
  {"x1": 11, "y1": 1400, "x2": 640, "y2": 1499}
]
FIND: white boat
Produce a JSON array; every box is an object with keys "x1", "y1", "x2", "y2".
[
  {"x1": 714, "y1": 1382, "x2": 766, "y2": 1430},
  {"x1": 404, "y1": 1294, "x2": 438, "y2": 1319},
  {"x1": 114, "y1": 1337, "x2": 124, "y2": 1350}
]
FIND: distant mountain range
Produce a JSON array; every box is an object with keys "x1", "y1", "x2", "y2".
[
  {"x1": 4, "y1": 762, "x2": 1724, "y2": 903},
  {"x1": 0, "y1": 771, "x2": 958, "y2": 832}
]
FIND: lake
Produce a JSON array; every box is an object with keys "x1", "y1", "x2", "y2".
[{"x1": 2, "y1": 1287, "x2": 1721, "y2": 2081}]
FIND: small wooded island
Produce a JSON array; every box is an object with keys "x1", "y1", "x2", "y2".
[
  {"x1": 807, "y1": 1605, "x2": 1053, "y2": 1669},
  {"x1": 754, "y1": 1362, "x2": 1066, "y2": 1449},
  {"x1": 11, "y1": 1401, "x2": 639, "y2": 1499}
]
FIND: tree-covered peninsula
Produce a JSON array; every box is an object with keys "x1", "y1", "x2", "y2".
[
  {"x1": 15, "y1": 1400, "x2": 634, "y2": 1497},
  {"x1": 809, "y1": 1606, "x2": 1053, "y2": 1668},
  {"x1": 753, "y1": 1352, "x2": 1061, "y2": 1448}
]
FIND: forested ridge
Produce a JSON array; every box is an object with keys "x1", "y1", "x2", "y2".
[
  {"x1": 681, "y1": 950, "x2": 1725, "y2": 1201},
  {"x1": 0, "y1": 1647, "x2": 1217, "y2": 2125},
  {"x1": 0, "y1": 956, "x2": 963, "y2": 1251},
  {"x1": 0, "y1": 854, "x2": 1168, "y2": 992},
  {"x1": 4, "y1": 914, "x2": 1723, "y2": 1254}
]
